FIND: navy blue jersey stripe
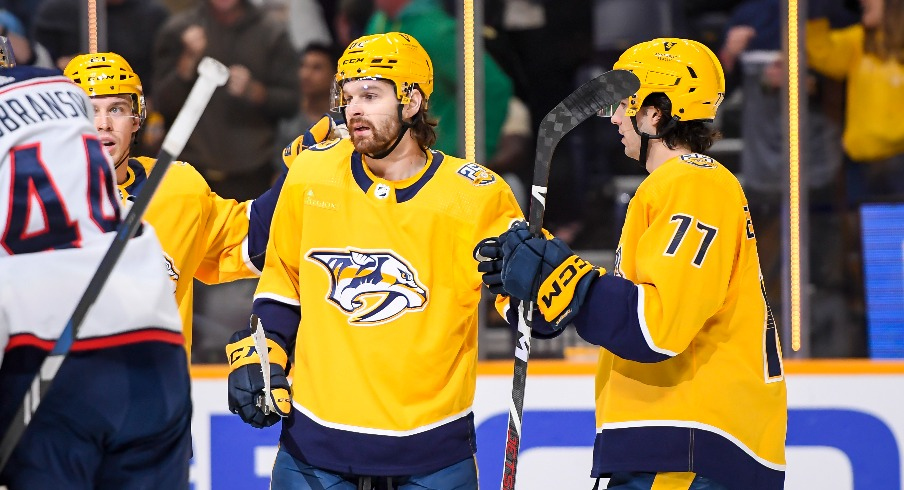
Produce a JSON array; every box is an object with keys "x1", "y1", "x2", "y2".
[
  {"x1": 350, "y1": 152, "x2": 372, "y2": 194},
  {"x1": 280, "y1": 408, "x2": 476, "y2": 476},
  {"x1": 574, "y1": 275, "x2": 671, "y2": 363},
  {"x1": 591, "y1": 426, "x2": 784, "y2": 489},
  {"x1": 396, "y1": 151, "x2": 443, "y2": 203}
]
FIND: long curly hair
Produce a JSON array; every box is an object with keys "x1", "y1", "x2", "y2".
[
  {"x1": 643, "y1": 92, "x2": 722, "y2": 153},
  {"x1": 408, "y1": 85, "x2": 438, "y2": 149}
]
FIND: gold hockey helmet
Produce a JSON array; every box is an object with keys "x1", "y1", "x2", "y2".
[
  {"x1": 613, "y1": 38, "x2": 725, "y2": 122},
  {"x1": 332, "y1": 32, "x2": 434, "y2": 110},
  {"x1": 64, "y1": 52, "x2": 146, "y2": 124}
]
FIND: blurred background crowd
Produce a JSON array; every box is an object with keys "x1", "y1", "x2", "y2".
[{"x1": 2, "y1": 0, "x2": 901, "y2": 362}]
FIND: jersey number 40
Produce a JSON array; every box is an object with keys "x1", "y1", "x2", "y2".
[{"x1": 1, "y1": 137, "x2": 120, "y2": 255}]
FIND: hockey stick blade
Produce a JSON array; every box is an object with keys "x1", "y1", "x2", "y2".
[
  {"x1": 528, "y1": 69, "x2": 640, "y2": 235},
  {"x1": 0, "y1": 57, "x2": 229, "y2": 473},
  {"x1": 249, "y1": 314, "x2": 276, "y2": 415},
  {"x1": 501, "y1": 69, "x2": 640, "y2": 490}
]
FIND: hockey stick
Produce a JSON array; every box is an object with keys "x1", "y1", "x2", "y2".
[
  {"x1": 0, "y1": 57, "x2": 229, "y2": 472},
  {"x1": 499, "y1": 69, "x2": 639, "y2": 490},
  {"x1": 249, "y1": 314, "x2": 276, "y2": 415}
]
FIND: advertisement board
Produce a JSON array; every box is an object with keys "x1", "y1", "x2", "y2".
[
  {"x1": 190, "y1": 361, "x2": 904, "y2": 489},
  {"x1": 861, "y1": 203, "x2": 904, "y2": 357}
]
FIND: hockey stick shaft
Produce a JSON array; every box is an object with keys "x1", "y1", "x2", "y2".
[
  {"x1": 0, "y1": 57, "x2": 229, "y2": 472},
  {"x1": 500, "y1": 70, "x2": 640, "y2": 490},
  {"x1": 250, "y1": 314, "x2": 276, "y2": 415}
]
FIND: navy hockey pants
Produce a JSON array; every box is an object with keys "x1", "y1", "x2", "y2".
[
  {"x1": 0, "y1": 342, "x2": 192, "y2": 490},
  {"x1": 271, "y1": 445, "x2": 479, "y2": 489}
]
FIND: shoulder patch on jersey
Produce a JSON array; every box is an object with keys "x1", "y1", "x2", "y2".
[
  {"x1": 456, "y1": 162, "x2": 496, "y2": 186},
  {"x1": 309, "y1": 137, "x2": 342, "y2": 151},
  {"x1": 679, "y1": 153, "x2": 717, "y2": 169}
]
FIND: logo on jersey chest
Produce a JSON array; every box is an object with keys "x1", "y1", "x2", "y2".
[
  {"x1": 307, "y1": 249, "x2": 428, "y2": 325},
  {"x1": 304, "y1": 190, "x2": 337, "y2": 210},
  {"x1": 457, "y1": 163, "x2": 496, "y2": 186},
  {"x1": 373, "y1": 183, "x2": 391, "y2": 199}
]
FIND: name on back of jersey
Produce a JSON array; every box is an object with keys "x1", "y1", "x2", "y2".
[{"x1": 0, "y1": 85, "x2": 90, "y2": 136}]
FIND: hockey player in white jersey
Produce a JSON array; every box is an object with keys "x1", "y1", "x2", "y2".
[{"x1": 0, "y1": 38, "x2": 190, "y2": 489}]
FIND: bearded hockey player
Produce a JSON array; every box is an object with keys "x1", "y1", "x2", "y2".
[{"x1": 226, "y1": 32, "x2": 523, "y2": 489}]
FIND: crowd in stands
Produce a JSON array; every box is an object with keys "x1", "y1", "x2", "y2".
[{"x1": 2, "y1": 0, "x2": 900, "y2": 360}]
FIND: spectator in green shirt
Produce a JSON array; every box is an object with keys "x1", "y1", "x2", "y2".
[{"x1": 366, "y1": 0, "x2": 514, "y2": 159}]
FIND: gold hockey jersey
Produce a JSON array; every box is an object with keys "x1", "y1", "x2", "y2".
[
  {"x1": 119, "y1": 156, "x2": 258, "y2": 349},
  {"x1": 253, "y1": 138, "x2": 522, "y2": 475},
  {"x1": 570, "y1": 153, "x2": 787, "y2": 488}
]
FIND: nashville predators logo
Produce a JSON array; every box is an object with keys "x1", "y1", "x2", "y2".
[
  {"x1": 679, "y1": 153, "x2": 717, "y2": 168},
  {"x1": 310, "y1": 137, "x2": 342, "y2": 151},
  {"x1": 162, "y1": 251, "x2": 179, "y2": 293},
  {"x1": 456, "y1": 163, "x2": 496, "y2": 186},
  {"x1": 307, "y1": 249, "x2": 428, "y2": 325}
]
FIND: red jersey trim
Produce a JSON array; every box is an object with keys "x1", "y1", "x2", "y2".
[{"x1": 6, "y1": 329, "x2": 184, "y2": 352}]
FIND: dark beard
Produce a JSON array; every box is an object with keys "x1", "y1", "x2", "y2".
[{"x1": 349, "y1": 115, "x2": 400, "y2": 155}]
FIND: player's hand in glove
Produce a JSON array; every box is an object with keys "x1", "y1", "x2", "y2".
[
  {"x1": 225, "y1": 329, "x2": 292, "y2": 428},
  {"x1": 281, "y1": 113, "x2": 349, "y2": 168},
  {"x1": 500, "y1": 221, "x2": 605, "y2": 328},
  {"x1": 474, "y1": 236, "x2": 505, "y2": 295}
]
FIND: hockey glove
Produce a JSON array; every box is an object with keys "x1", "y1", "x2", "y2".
[
  {"x1": 226, "y1": 329, "x2": 292, "y2": 428},
  {"x1": 281, "y1": 113, "x2": 349, "y2": 168},
  {"x1": 474, "y1": 237, "x2": 506, "y2": 295},
  {"x1": 500, "y1": 221, "x2": 605, "y2": 327}
]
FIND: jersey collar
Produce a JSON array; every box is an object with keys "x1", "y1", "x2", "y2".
[{"x1": 350, "y1": 150, "x2": 443, "y2": 203}]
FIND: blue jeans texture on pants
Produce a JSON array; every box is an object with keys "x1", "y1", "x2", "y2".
[
  {"x1": 606, "y1": 471, "x2": 729, "y2": 490},
  {"x1": 270, "y1": 445, "x2": 478, "y2": 489}
]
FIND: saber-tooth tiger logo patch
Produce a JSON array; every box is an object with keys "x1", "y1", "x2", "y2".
[{"x1": 307, "y1": 249, "x2": 428, "y2": 325}]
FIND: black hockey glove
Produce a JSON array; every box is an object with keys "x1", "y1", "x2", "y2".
[
  {"x1": 500, "y1": 221, "x2": 605, "y2": 328},
  {"x1": 474, "y1": 236, "x2": 506, "y2": 295},
  {"x1": 226, "y1": 329, "x2": 292, "y2": 428}
]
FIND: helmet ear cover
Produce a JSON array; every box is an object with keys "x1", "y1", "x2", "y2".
[
  {"x1": 64, "y1": 52, "x2": 147, "y2": 125},
  {"x1": 332, "y1": 32, "x2": 434, "y2": 112},
  {"x1": 614, "y1": 38, "x2": 725, "y2": 123}
]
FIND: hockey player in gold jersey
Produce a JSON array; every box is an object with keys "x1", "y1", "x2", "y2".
[
  {"x1": 225, "y1": 32, "x2": 522, "y2": 488},
  {"x1": 64, "y1": 52, "x2": 287, "y2": 352},
  {"x1": 478, "y1": 39, "x2": 787, "y2": 489}
]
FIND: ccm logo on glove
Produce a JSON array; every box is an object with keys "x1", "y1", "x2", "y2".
[{"x1": 540, "y1": 255, "x2": 593, "y2": 309}]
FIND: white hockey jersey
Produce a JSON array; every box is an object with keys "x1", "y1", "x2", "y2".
[
  {"x1": 0, "y1": 66, "x2": 182, "y2": 361},
  {"x1": 0, "y1": 229, "x2": 183, "y2": 365},
  {"x1": 0, "y1": 66, "x2": 121, "y2": 256}
]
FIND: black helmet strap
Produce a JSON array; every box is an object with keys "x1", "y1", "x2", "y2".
[
  {"x1": 630, "y1": 114, "x2": 678, "y2": 167},
  {"x1": 364, "y1": 104, "x2": 415, "y2": 160}
]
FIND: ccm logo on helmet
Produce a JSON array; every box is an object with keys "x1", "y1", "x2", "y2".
[
  {"x1": 342, "y1": 58, "x2": 365, "y2": 65},
  {"x1": 88, "y1": 74, "x2": 115, "y2": 82}
]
